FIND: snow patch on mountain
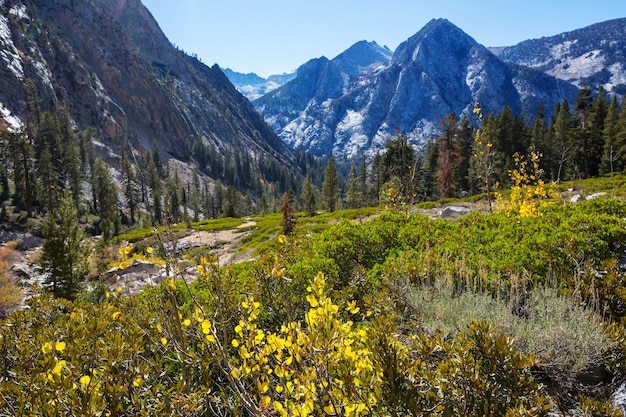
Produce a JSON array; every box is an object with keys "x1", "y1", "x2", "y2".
[
  {"x1": 0, "y1": 13, "x2": 24, "y2": 80},
  {"x1": 547, "y1": 49, "x2": 605, "y2": 83},
  {"x1": 550, "y1": 40, "x2": 576, "y2": 62},
  {"x1": 9, "y1": 3, "x2": 28, "y2": 20},
  {"x1": 608, "y1": 62, "x2": 626, "y2": 88},
  {"x1": 335, "y1": 110, "x2": 368, "y2": 159},
  {"x1": 31, "y1": 57, "x2": 55, "y2": 93},
  {"x1": 0, "y1": 101, "x2": 24, "y2": 131}
]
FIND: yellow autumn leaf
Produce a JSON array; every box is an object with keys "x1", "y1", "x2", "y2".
[
  {"x1": 55, "y1": 341, "x2": 66, "y2": 352},
  {"x1": 201, "y1": 320, "x2": 211, "y2": 334},
  {"x1": 52, "y1": 360, "x2": 66, "y2": 375},
  {"x1": 79, "y1": 375, "x2": 91, "y2": 388},
  {"x1": 306, "y1": 294, "x2": 319, "y2": 307},
  {"x1": 347, "y1": 301, "x2": 360, "y2": 314},
  {"x1": 41, "y1": 342, "x2": 52, "y2": 354},
  {"x1": 112, "y1": 311, "x2": 122, "y2": 321}
]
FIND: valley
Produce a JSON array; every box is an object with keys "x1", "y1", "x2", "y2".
[{"x1": 1, "y1": 0, "x2": 626, "y2": 415}]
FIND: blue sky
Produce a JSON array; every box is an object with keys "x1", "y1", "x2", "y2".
[{"x1": 140, "y1": 0, "x2": 625, "y2": 78}]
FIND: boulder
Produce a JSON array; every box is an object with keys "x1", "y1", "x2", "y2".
[
  {"x1": 439, "y1": 206, "x2": 471, "y2": 219},
  {"x1": 10, "y1": 262, "x2": 34, "y2": 281},
  {"x1": 106, "y1": 260, "x2": 161, "y2": 283},
  {"x1": 570, "y1": 194, "x2": 582, "y2": 203},
  {"x1": 585, "y1": 192, "x2": 607, "y2": 200}
]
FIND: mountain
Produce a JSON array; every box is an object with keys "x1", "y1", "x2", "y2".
[
  {"x1": 254, "y1": 19, "x2": 578, "y2": 160},
  {"x1": 223, "y1": 69, "x2": 296, "y2": 101},
  {"x1": 328, "y1": 40, "x2": 392, "y2": 76},
  {"x1": 225, "y1": 40, "x2": 391, "y2": 102},
  {"x1": 491, "y1": 18, "x2": 626, "y2": 95},
  {"x1": 0, "y1": 0, "x2": 295, "y2": 181}
]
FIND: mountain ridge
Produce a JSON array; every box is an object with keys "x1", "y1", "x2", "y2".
[
  {"x1": 253, "y1": 18, "x2": 580, "y2": 160},
  {"x1": 491, "y1": 17, "x2": 626, "y2": 94},
  {"x1": 0, "y1": 0, "x2": 297, "y2": 187}
]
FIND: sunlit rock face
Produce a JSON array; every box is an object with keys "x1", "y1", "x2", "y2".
[
  {"x1": 491, "y1": 18, "x2": 626, "y2": 95},
  {"x1": 0, "y1": 0, "x2": 292, "y2": 167}
]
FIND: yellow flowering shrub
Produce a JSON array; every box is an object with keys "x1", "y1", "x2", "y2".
[{"x1": 500, "y1": 151, "x2": 559, "y2": 217}]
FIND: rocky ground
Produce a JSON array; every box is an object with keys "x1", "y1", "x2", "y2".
[{"x1": 1, "y1": 218, "x2": 257, "y2": 302}]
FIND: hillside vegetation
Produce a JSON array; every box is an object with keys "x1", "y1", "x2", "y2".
[{"x1": 1, "y1": 174, "x2": 626, "y2": 416}]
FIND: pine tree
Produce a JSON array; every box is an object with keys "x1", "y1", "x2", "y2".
[
  {"x1": 321, "y1": 157, "x2": 340, "y2": 212},
  {"x1": 370, "y1": 152, "x2": 382, "y2": 205},
  {"x1": 223, "y1": 186, "x2": 239, "y2": 217},
  {"x1": 381, "y1": 134, "x2": 416, "y2": 196},
  {"x1": 165, "y1": 175, "x2": 181, "y2": 224},
  {"x1": 436, "y1": 113, "x2": 462, "y2": 198},
  {"x1": 92, "y1": 158, "x2": 118, "y2": 241},
  {"x1": 300, "y1": 172, "x2": 317, "y2": 217},
  {"x1": 470, "y1": 111, "x2": 502, "y2": 209},
  {"x1": 40, "y1": 192, "x2": 87, "y2": 300},
  {"x1": 214, "y1": 181, "x2": 224, "y2": 216},
  {"x1": 120, "y1": 142, "x2": 138, "y2": 225},
  {"x1": 280, "y1": 193, "x2": 296, "y2": 235},
  {"x1": 569, "y1": 87, "x2": 594, "y2": 179},
  {"x1": 455, "y1": 116, "x2": 474, "y2": 194},
  {"x1": 589, "y1": 87, "x2": 608, "y2": 176},
  {"x1": 344, "y1": 163, "x2": 362, "y2": 209},
  {"x1": 421, "y1": 139, "x2": 438, "y2": 199},
  {"x1": 5, "y1": 130, "x2": 34, "y2": 216},
  {"x1": 24, "y1": 78, "x2": 41, "y2": 128},
  {"x1": 57, "y1": 108, "x2": 81, "y2": 209},
  {"x1": 190, "y1": 171, "x2": 201, "y2": 222},
  {"x1": 37, "y1": 146, "x2": 57, "y2": 212},
  {"x1": 552, "y1": 99, "x2": 572, "y2": 182},
  {"x1": 496, "y1": 106, "x2": 516, "y2": 186},
  {"x1": 614, "y1": 105, "x2": 626, "y2": 172},
  {"x1": 600, "y1": 96, "x2": 622, "y2": 175},
  {"x1": 358, "y1": 159, "x2": 369, "y2": 205}
]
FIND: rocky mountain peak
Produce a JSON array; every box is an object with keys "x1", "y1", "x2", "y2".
[
  {"x1": 331, "y1": 40, "x2": 392, "y2": 76},
  {"x1": 392, "y1": 18, "x2": 479, "y2": 67}
]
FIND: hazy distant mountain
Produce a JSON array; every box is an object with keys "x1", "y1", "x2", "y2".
[
  {"x1": 223, "y1": 69, "x2": 296, "y2": 101},
  {"x1": 491, "y1": 18, "x2": 626, "y2": 95},
  {"x1": 225, "y1": 40, "x2": 391, "y2": 102},
  {"x1": 254, "y1": 19, "x2": 578, "y2": 160},
  {"x1": 0, "y1": 0, "x2": 295, "y2": 181}
]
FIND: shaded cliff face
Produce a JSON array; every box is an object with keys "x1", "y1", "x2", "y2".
[
  {"x1": 254, "y1": 19, "x2": 578, "y2": 160},
  {"x1": 0, "y1": 0, "x2": 291, "y2": 165}
]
